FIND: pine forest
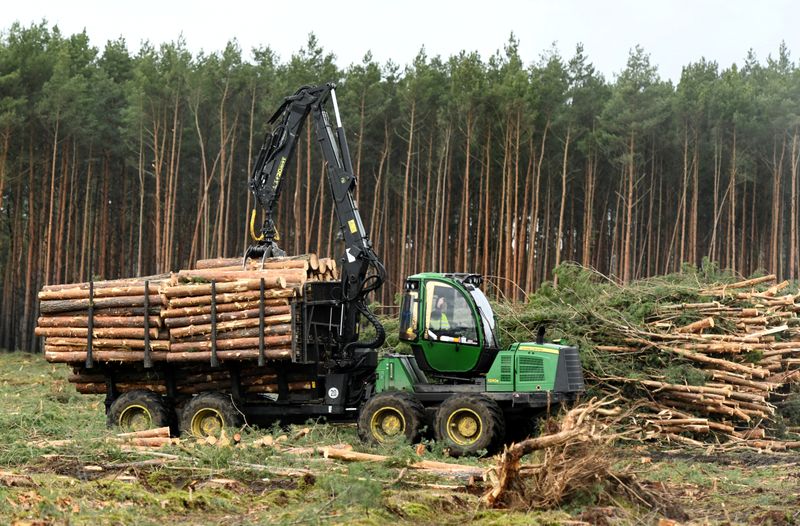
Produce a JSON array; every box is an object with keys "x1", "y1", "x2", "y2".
[{"x1": 2, "y1": 22, "x2": 800, "y2": 352}]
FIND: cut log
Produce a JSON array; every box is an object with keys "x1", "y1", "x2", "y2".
[
  {"x1": 167, "y1": 289, "x2": 293, "y2": 308},
  {"x1": 35, "y1": 326, "x2": 159, "y2": 339},
  {"x1": 169, "y1": 314, "x2": 292, "y2": 339},
  {"x1": 195, "y1": 255, "x2": 316, "y2": 271},
  {"x1": 39, "y1": 285, "x2": 153, "y2": 301},
  {"x1": 57, "y1": 306, "x2": 162, "y2": 317},
  {"x1": 666, "y1": 346, "x2": 770, "y2": 378},
  {"x1": 660, "y1": 301, "x2": 722, "y2": 311},
  {"x1": 163, "y1": 278, "x2": 287, "y2": 298},
  {"x1": 40, "y1": 274, "x2": 170, "y2": 292},
  {"x1": 163, "y1": 305, "x2": 290, "y2": 328},
  {"x1": 165, "y1": 348, "x2": 292, "y2": 362},
  {"x1": 39, "y1": 294, "x2": 163, "y2": 314},
  {"x1": 701, "y1": 275, "x2": 777, "y2": 295},
  {"x1": 160, "y1": 300, "x2": 268, "y2": 318},
  {"x1": 676, "y1": 317, "x2": 715, "y2": 333},
  {"x1": 123, "y1": 437, "x2": 176, "y2": 448},
  {"x1": 174, "y1": 269, "x2": 308, "y2": 284},
  {"x1": 705, "y1": 370, "x2": 779, "y2": 391},
  {"x1": 639, "y1": 380, "x2": 767, "y2": 403},
  {"x1": 37, "y1": 315, "x2": 162, "y2": 329},
  {"x1": 658, "y1": 425, "x2": 710, "y2": 433},
  {"x1": 117, "y1": 427, "x2": 171, "y2": 439},
  {"x1": 174, "y1": 324, "x2": 292, "y2": 343},
  {"x1": 744, "y1": 325, "x2": 788, "y2": 340},
  {"x1": 46, "y1": 350, "x2": 169, "y2": 363},
  {"x1": 45, "y1": 338, "x2": 170, "y2": 350},
  {"x1": 658, "y1": 398, "x2": 747, "y2": 421},
  {"x1": 169, "y1": 334, "x2": 292, "y2": 352}
]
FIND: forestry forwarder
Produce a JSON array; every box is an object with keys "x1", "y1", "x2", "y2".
[{"x1": 236, "y1": 83, "x2": 585, "y2": 454}]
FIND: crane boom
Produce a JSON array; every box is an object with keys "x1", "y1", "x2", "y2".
[{"x1": 247, "y1": 83, "x2": 386, "y2": 354}]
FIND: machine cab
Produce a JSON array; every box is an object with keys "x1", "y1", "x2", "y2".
[{"x1": 399, "y1": 273, "x2": 500, "y2": 375}]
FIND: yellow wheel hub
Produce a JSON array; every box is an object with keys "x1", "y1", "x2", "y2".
[
  {"x1": 191, "y1": 408, "x2": 225, "y2": 438},
  {"x1": 370, "y1": 407, "x2": 406, "y2": 441},
  {"x1": 446, "y1": 408, "x2": 483, "y2": 445},
  {"x1": 119, "y1": 404, "x2": 153, "y2": 431}
]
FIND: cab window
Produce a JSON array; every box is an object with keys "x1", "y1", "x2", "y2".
[
  {"x1": 399, "y1": 290, "x2": 419, "y2": 341},
  {"x1": 423, "y1": 281, "x2": 478, "y2": 345}
]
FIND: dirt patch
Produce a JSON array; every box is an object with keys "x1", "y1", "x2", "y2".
[{"x1": 27, "y1": 456, "x2": 113, "y2": 481}]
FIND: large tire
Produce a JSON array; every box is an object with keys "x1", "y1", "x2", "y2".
[
  {"x1": 179, "y1": 392, "x2": 243, "y2": 439},
  {"x1": 358, "y1": 391, "x2": 426, "y2": 444},
  {"x1": 108, "y1": 390, "x2": 170, "y2": 431},
  {"x1": 434, "y1": 394, "x2": 505, "y2": 457}
]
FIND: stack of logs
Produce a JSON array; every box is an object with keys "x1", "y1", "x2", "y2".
[
  {"x1": 37, "y1": 274, "x2": 171, "y2": 363},
  {"x1": 40, "y1": 254, "x2": 336, "y2": 396},
  {"x1": 600, "y1": 274, "x2": 800, "y2": 446},
  {"x1": 69, "y1": 364, "x2": 314, "y2": 396}
]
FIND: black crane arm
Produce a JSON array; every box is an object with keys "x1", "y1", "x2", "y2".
[{"x1": 247, "y1": 83, "x2": 386, "y2": 353}]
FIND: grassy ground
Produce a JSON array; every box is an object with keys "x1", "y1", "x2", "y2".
[{"x1": 1, "y1": 352, "x2": 799, "y2": 525}]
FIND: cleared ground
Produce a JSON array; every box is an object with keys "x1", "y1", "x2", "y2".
[{"x1": 1, "y1": 352, "x2": 798, "y2": 525}]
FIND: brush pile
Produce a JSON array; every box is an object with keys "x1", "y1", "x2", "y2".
[
  {"x1": 497, "y1": 263, "x2": 800, "y2": 447},
  {"x1": 483, "y1": 398, "x2": 686, "y2": 519}
]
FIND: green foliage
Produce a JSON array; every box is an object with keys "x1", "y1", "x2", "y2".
[
  {"x1": 663, "y1": 364, "x2": 706, "y2": 386},
  {"x1": 493, "y1": 263, "x2": 743, "y2": 383},
  {"x1": 319, "y1": 464, "x2": 383, "y2": 511}
]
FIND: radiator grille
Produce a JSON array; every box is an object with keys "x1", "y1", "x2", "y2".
[
  {"x1": 518, "y1": 355, "x2": 545, "y2": 382},
  {"x1": 500, "y1": 354, "x2": 513, "y2": 383}
]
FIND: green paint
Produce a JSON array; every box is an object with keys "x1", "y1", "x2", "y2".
[
  {"x1": 514, "y1": 347, "x2": 559, "y2": 392},
  {"x1": 485, "y1": 350, "x2": 515, "y2": 392},
  {"x1": 374, "y1": 356, "x2": 416, "y2": 393},
  {"x1": 401, "y1": 274, "x2": 489, "y2": 373},
  {"x1": 484, "y1": 343, "x2": 561, "y2": 392}
]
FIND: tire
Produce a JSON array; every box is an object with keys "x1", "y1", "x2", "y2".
[
  {"x1": 107, "y1": 390, "x2": 170, "y2": 431},
  {"x1": 434, "y1": 394, "x2": 505, "y2": 457},
  {"x1": 357, "y1": 391, "x2": 426, "y2": 444},
  {"x1": 179, "y1": 392, "x2": 243, "y2": 439}
]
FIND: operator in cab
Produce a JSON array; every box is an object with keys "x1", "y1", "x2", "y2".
[{"x1": 428, "y1": 297, "x2": 450, "y2": 339}]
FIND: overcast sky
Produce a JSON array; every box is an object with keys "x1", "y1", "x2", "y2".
[{"x1": 3, "y1": 0, "x2": 797, "y2": 82}]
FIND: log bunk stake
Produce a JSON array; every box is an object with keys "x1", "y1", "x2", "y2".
[
  {"x1": 210, "y1": 280, "x2": 219, "y2": 368},
  {"x1": 86, "y1": 279, "x2": 94, "y2": 369},
  {"x1": 259, "y1": 278, "x2": 266, "y2": 367},
  {"x1": 143, "y1": 280, "x2": 152, "y2": 369}
]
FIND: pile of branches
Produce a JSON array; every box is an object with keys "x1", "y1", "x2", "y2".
[
  {"x1": 496, "y1": 263, "x2": 800, "y2": 448},
  {"x1": 483, "y1": 398, "x2": 686, "y2": 520}
]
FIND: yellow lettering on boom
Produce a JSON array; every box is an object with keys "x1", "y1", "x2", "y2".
[{"x1": 272, "y1": 157, "x2": 287, "y2": 190}]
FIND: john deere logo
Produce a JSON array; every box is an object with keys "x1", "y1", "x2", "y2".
[
  {"x1": 272, "y1": 157, "x2": 287, "y2": 190},
  {"x1": 327, "y1": 387, "x2": 340, "y2": 399}
]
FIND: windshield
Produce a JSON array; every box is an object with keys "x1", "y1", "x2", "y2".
[
  {"x1": 422, "y1": 281, "x2": 479, "y2": 345},
  {"x1": 470, "y1": 288, "x2": 499, "y2": 348}
]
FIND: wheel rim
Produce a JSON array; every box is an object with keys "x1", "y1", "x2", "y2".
[
  {"x1": 118, "y1": 404, "x2": 153, "y2": 431},
  {"x1": 446, "y1": 408, "x2": 483, "y2": 446},
  {"x1": 190, "y1": 408, "x2": 225, "y2": 438},
  {"x1": 369, "y1": 406, "x2": 406, "y2": 441}
]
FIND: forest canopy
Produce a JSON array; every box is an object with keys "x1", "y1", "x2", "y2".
[{"x1": 1, "y1": 21, "x2": 799, "y2": 351}]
